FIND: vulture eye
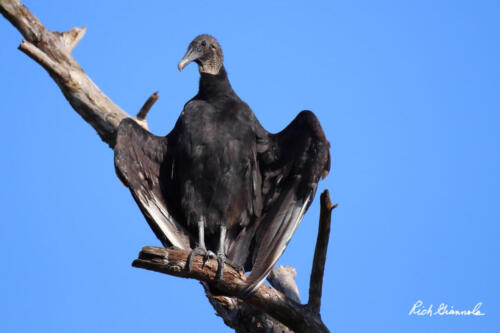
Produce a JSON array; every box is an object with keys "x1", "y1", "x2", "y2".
[{"x1": 201, "y1": 40, "x2": 207, "y2": 47}]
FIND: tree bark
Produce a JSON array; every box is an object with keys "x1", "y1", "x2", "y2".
[
  {"x1": 308, "y1": 191, "x2": 338, "y2": 314},
  {"x1": 0, "y1": 1, "x2": 336, "y2": 332},
  {"x1": 1, "y1": 0, "x2": 127, "y2": 146},
  {"x1": 133, "y1": 247, "x2": 328, "y2": 333}
]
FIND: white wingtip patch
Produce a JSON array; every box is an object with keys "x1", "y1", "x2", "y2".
[
  {"x1": 138, "y1": 192, "x2": 189, "y2": 250},
  {"x1": 243, "y1": 194, "x2": 312, "y2": 297}
]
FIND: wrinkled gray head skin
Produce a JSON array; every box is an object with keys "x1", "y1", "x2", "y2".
[{"x1": 178, "y1": 34, "x2": 224, "y2": 75}]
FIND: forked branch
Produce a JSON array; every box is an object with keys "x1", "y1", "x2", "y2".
[
  {"x1": 1, "y1": 0, "x2": 127, "y2": 146},
  {"x1": 132, "y1": 242, "x2": 329, "y2": 333}
]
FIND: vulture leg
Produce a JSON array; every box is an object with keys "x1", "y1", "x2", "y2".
[
  {"x1": 187, "y1": 218, "x2": 215, "y2": 272},
  {"x1": 215, "y1": 225, "x2": 227, "y2": 282}
]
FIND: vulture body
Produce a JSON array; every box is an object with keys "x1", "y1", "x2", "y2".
[{"x1": 114, "y1": 35, "x2": 330, "y2": 296}]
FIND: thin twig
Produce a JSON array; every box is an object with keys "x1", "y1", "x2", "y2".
[
  {"x1": 308, "y1": 190, "x2": 338, "y2": 313},
  {"x1": 62, "y1": 26, "x2": 87, "y2": 52},
  {"x1": 136, "y1": 91, "x2": 159, "y2": 120}
]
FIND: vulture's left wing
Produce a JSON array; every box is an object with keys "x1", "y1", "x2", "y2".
[
  {"x1": 114, "y1": 118, "x2": 191, "y2": 250},
  {"x1": 241, "y1": 110, "x2": 330, "y2": 297}
]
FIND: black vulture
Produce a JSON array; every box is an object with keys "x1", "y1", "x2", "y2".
[{"x1": 114, "y1": 34, "x2": 330, "y2": 296}]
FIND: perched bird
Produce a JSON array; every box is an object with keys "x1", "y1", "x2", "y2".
[{"x1": 114, "y1": 34, "x2": 330, "y2": 296}]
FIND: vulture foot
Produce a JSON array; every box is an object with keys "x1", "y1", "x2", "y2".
[
  {"x1": 187, "y1": 247, "x2": 215, "y2": 272},
  {"x1": 215, "y1": 253, "x2": 227, "y2": 282}
]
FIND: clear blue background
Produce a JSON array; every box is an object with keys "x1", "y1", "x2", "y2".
[{"x1": 1, "y1": 1, "x2": 498, "y2": 332}]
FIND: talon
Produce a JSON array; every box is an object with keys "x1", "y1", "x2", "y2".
[
  {"x1": 186, "y1": 247, "x2": 207, "y2": 272},
  {"x1": 204, "y1": 250, "x2": 216, "y2": 262},
  {"x1": 215, "y1": 253, "x2": 226, "y2": 282}
]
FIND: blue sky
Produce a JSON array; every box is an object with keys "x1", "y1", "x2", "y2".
[{"x1": 1, "y1": 1, "x2": 498, "y2": 332}]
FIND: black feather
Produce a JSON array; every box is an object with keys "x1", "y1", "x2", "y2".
[{"x1": 114, "y1": 36, "x2": 330, "y2": 296}]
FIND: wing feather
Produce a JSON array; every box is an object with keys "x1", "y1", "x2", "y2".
[
  {"x1": 241, "y1": 110, "x2": 330, "y2": 296},
  {"x1": 114, "y1": 118, "x2": 191, "y2": 250}
]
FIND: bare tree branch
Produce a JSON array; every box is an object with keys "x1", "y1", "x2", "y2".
[
  {"x1": 18, "y1": 40, "x2": 69, "y2": 80},
  {"x1": 136, "y1": 91, "x2": 159, "y2": 121},
  {"x1": 204, "y1": 288, "x2": 293, "y2": 333},
  {"x1": 308, "y1": 190, "x2": 338, "y2": 313},
  {"x1": 1, "y1": 1, "x2": 336, "y2": 332},
  {"x1": 133, "y1": 247, "x2": 329, "y2": 333},
  {"x1": 62, "y1": 26, "x2": 86, "y2": 52},
  {"x1": 133, "y1": 91, "x2": 159, "y2": 130},
  {"x1": 1, "y1": 0, "x2": 127, "y2": 146}
]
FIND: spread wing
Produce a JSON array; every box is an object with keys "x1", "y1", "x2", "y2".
[
  {"x1": 240, "y1": 110, "x2": 330, "y2": 296},
  {"x1": 114, "y1": 118, "x2": 191, "y2": 250}
]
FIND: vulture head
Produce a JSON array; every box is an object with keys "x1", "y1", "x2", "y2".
[{"x1": 178, "y1": 34, "x2": 223, "y2": 75}]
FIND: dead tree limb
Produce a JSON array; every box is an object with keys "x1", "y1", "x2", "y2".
[
  {"x1": 133, "y1": 247, "x2": 328, "y2": 333},
  {"x1": 308, "y1": 190, "x2": 338, "y2": 313},
  {"x1": 1, "y1": 0, "x2": 127, "y2": 146},
  {"x1": 133, "y1": 91, "x2": 159, "y2": 130},
  {"x1": 1, "y1": 1, "x2": 336, "y2": 332},
  {"x1": 136, "y1": 91, "x2": 159, "y2": 121}
]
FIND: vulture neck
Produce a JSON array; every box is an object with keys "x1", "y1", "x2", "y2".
[{"x1": 197, "y1": 66, "x2": 237, "y2": 101}]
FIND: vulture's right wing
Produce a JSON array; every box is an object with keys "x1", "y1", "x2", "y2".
[
  {"x1": 241, "y1": 110, "x2": 330, "y2": 297},
  {"x1": 114, "y1": 118, "x2": 191, "y2": 250}
]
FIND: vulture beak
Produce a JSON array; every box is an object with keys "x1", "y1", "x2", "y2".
[{"x1": 178, "y1": 47, "x2": 202, "y2": 72}]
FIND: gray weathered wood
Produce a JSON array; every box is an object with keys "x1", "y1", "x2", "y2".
[
  {"x1": 133, "y1": 246, "x2": 329, "y2": 333},
  {"x1": 1, "y1": 0, "x2": 127, "y2": 146},
  {"x1": 268, "y1": 266, "x2": 301, "y2": 304}
]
